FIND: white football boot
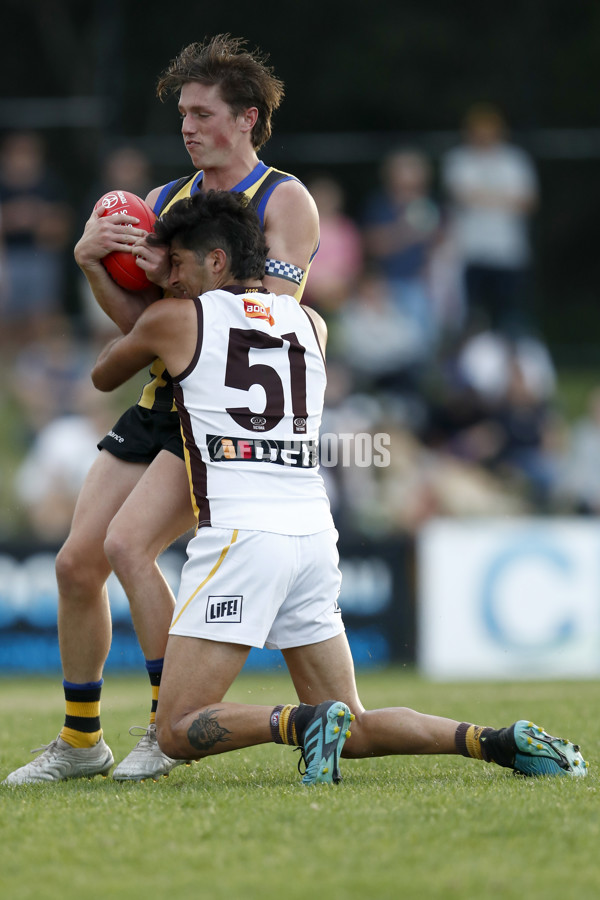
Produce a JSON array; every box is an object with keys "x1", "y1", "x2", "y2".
[
  {"x1": 3, "y1": 736, "x2": 114, "y2": 785},
  {"x1": 112, "y1": 724, "x2": 192, "y2": 782}
]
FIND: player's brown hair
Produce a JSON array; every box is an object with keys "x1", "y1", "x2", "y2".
[{"x1": 157, "y1": 34, "x2": 285, "y2": 150}]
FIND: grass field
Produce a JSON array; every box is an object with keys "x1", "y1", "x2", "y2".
[{"x1": 0, "y1": 670, "x2": 598, "y2": 900}]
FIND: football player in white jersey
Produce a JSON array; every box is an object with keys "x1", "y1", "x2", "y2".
[{"x1": 85, "y1": 190, "x2": 586, "y2": 785}]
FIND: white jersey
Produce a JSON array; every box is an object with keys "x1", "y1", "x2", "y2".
[{"x1": 172, "y1": 286, "x2": 334, "y2": 535}]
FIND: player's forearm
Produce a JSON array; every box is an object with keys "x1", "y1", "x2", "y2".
[
  {"x1": 91, "y1": 335, "x2": 152, "y2": 392},
  {"x1": 90, "y1": 337, "x2": 124, "y2": 391},
  {"x1": 79, "y1": 260, "x2": 159, "y2": 334}
]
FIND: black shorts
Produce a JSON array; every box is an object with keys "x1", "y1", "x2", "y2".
[{"x1": 98, "y1": 405, "x2": 185, "y2": 463}]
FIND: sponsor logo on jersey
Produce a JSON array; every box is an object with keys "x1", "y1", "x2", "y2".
[
  {"x1": 207, "y1": 435, "x2": 318, "y2": 467},
  {"x1": 206, "y1": 595, "x2": 243, "y2": 623},
  {"x1": 243, "y1": 298, "x2": 274, "y2": 326},
  {"x1": 293, "y1": 417, "x2": 307, "y2": 434}
]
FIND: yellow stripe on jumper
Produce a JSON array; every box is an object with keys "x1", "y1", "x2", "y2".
[
  {"x1": 138, "y1": 358, "x2": 172, "y2": 410},
  {"x1": 170, "y1": 530, "x2": 239, "y2": 630}
]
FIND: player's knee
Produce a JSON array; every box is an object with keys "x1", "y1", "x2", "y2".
[
  {"x1": 104, "y1": 525, "x2": 133, "y2": 575},
  {"x1": 104, "y1": 523, "x2": 147, "y2": 577},
  {"x1": 56, "y1": 538, "x2": 103, "y2": 596},
  {"x1": 156, "y1": 719, "x2": 187, "y2": 759},
  {"x1": 103, "y1": 527, "x2": 122, "y2": 572}
]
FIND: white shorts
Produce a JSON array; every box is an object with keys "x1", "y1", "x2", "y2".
[{"x1": 169, "y1": 527, "x2": 344, "y2": 650}]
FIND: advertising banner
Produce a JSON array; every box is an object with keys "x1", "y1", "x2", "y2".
[
  {"x1": 418, "y1": 518, "x2": 600, "y2": 680},
  {"x1": 0, "y1": 536, "x2": 412, "y2": 672}
]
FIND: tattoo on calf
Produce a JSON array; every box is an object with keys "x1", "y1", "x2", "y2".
[{"x1": 188, "y1": 708, "x2": 232, "y2": 751}]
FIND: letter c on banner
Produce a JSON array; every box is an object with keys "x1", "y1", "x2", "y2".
[{"x1": 480, "y1": 541, "x2": 575, "y2": 651}]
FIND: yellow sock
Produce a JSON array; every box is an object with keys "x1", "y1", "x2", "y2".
[
  {"x1": 455, "y1": 722, "x2": 490, "y2": 760},
  {"x1": 145, "y1": 659, "x2": 163, "y2": 726},
  {"x1": 59, "y1": 680, "x2": 103, "y2": 749},
  {"x1": 149, "y1": 683, "x2": 160, "y2": 726},
  {"x1": 269, "y1": 704, "x2": 299, "y2": 745}
]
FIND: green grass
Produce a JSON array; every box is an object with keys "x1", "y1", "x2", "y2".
[
  {"x1": 0, "y1": 670, "x2": 598, "y2": 900},
  {"x1": 554, "y1": 367, "x2": 600, "y2": 421}
]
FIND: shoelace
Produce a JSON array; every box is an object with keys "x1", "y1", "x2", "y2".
[
  {"x1": 128, "y1": 725, "x2": 153, "y2": 738},
  {"x1": 294, "y1": 745, "x2": 307, "y2": 776},
  {"x1": 127, "y1": 725, "x2": 155, "y2": 749},
  {"x1": 30, "y1": 740, "x2": 58, "y2": 757}
]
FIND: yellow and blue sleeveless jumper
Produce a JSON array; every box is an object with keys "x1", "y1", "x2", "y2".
[{"x1": 137, "y1": 161, "x2": 316, "y2": 413}]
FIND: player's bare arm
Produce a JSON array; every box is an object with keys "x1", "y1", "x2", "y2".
[
  {"x1": 91, "y1": 298, "x2": 197, "y2": 392},
  {"x1": 302, "y1": 305, "x2": 328, "y2": 356},
  {"x1": 262, "y1": 179, "x2": 319, "y2": 299},
  {"x1": 75, "y1": 204, "x2": 162, "y2": 333}
]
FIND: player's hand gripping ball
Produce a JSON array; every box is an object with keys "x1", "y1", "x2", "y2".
[{"x1": 95, "y1": 190, "x2": 157, "y2": 291}]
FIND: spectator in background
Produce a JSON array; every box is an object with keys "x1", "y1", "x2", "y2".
[
  {"x1": 0, "y1": 204, "x2": 5, "y2": 305},
  {"x1": 11, "y1": 316, "x2": 94, "y2": 435},
  {"x1": 428, "y1": 328, "x2": 562, "y2": 510},
  {"x1": 555, "y1": 385, "x2": 600, "y2": 515},
  {"x1": 303, "y1": 173, "x2": 363, "y2": 315},
  {"x1": 488, "y1": 353, "x2": 564, "y2": 508},
  {"x1": 360, "y1": 421, "x2": 529, "y2": 536},
  {"x1": 333, "y1": 266, "x2": 427, "y2": 405},
  {"x1": 80, "y1": 143, "x2": 155, "y2": 223},
  {"x1": 0, "y1": 131, "x2": 73, "y2": 348},
  {"x1": 362, "y1": 148, "x2": 441, "y2": 353},
  {"x1": 441, "y1": 103, "x2": 538, "y2": 336},
  {"x1": 14, "y1": 382, "x2": 115, "y2": 542},
  {"x1": 320, "y1": 384, "x2": 529, "y2": 539},
  {"x1": 96, "y1": 144, "x2": 154, "y2": 201}
]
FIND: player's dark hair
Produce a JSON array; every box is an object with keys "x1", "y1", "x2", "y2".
[
  {"x1": 156, "y1": 34, "x2": 284, "y2": 150},
  {"x1": 147, "y1": 190, "x2": 268, "y2": 281}
]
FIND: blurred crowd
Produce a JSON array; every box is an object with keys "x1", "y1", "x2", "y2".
[{"x1": 1, "y1": 105, "x2": 599, "y2": 543}]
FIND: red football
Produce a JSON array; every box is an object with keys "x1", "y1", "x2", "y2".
[{"x1": 94, "y1": 190, "x2": 157, "y2": 291}]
